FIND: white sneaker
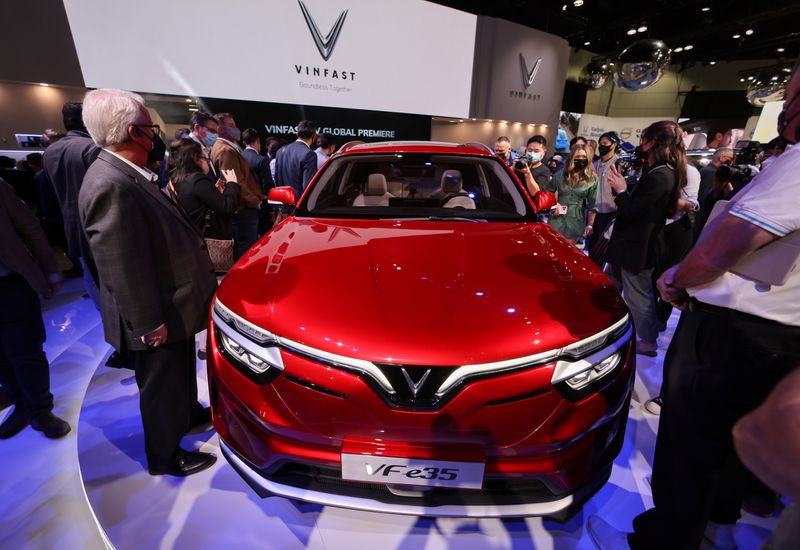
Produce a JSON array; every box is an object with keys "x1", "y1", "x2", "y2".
[
  {"x1": 642, "y1": 396, "x2": 662, "y2": 415},
  {"x1": 700, "y1": 521, "x2": 737, "y2": 550},
  {"x1": 587, "y1": 515, "x2": 631, "y2": 550}
]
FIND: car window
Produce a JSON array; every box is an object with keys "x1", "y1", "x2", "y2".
[{"x1": 298, "y1": 153, "x2": 534, "y2": 221}]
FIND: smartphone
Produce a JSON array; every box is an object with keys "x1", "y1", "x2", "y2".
[{"x1": 554, "y1": 204, "x2": 568, "y2": 215}]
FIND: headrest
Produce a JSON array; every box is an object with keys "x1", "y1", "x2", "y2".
[
  {"x1": 366, "y1": 173, "x2": 387, "y2": 195},
  {"x1": 440, "y1": 169, "x2": 463, "y2": 194}
]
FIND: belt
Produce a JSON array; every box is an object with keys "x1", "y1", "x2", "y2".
[{"x1": 689, "y1": 297, "x2": 791, "y2": 327}]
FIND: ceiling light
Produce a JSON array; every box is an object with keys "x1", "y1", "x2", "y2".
[
  {"x1": 188, "y1": 107, "x2": 198, "y2": 112},
  {"x1": 772, "y1": 76, "x2": 779, "y2": 81},
  {"x1": 39, "y1": 82, "x2": 49, "y2": 87},
  {"x1": 573, "y1": 0, "x2": 584, "y2": 6},
  {"x1": 701, "y1": 6, "x2": 710, "y2": 12},
  {"x1": 637, "y1": 23, "x2": 648, "y2": 33},
  {"x1": 627, "y1": 27, "x2": 637, "y2": 36},
  {"x1": 684, "y1": 45, "x2": 694, "y2": 50},
  {"x1": 745, "y1": 29, "x2": 754, "y2": 35},
  {"x1": 739, "y1": 78, "x2": 745, "y2": 82},
  {"x1": 185, "y1": 98, "x2": 192, "y2": 102},
  {"x1": 584, "y1": 41, "x2": 591, "y2": 46},
  {"x1": 709, "y1": 61, "x2": 716, "y2": 65},
  {"x1": 747, "y1": 76, "x2": 754, "y2": 80},
  {"x1": 778, "y1": 47, "x2": 785, "y2": 53},
  {"x1": 674, "y1": 47, "x2": 684, "y2": 53},
  {"x1": 562, "y1": 4, "x2": 567, "y2": 11},
  {"x1": 733, "y1": 33, "x2": 741, "y2": 39}
]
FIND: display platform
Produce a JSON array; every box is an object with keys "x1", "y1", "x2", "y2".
[{"x1": 74, "y1": 324, "x2": 778, "y2": 549}]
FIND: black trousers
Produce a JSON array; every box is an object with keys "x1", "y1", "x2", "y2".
[
  {"x1": 0, "y1": 274, "x2": 53, "y2": 419},
  {"x1": 654, "y1": 218, "x2": 694, "y2": 324},
  {"x1": 629, "y1": 304, "x2": 800, "y2": 550},
  {"x1": 232, "y1": 207, "x2": 260, "y2": 261},
  {"x1": 586, "y1": 211, "x2": 616, "y2": 266},
  {"x1": 131, "y1": 337, "x2": 205, "y2": 466}
]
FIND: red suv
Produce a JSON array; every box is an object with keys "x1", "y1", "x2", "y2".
[{"x1": 207, "y1": 141, "x2": 634, "y2": 518}]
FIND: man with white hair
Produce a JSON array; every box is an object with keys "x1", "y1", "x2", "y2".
[{"x1": 79, "y1": 89, "x2": 218, "y2": 477}]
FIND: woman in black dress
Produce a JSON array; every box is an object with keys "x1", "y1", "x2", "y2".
[{"x1": 169, "y1": 138, "x2": 240, "y2": 238}]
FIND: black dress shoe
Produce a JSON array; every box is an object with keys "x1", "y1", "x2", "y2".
[
  {"x1": 0, "y1": 406, "x2": 28, "y2": 439},
  {"x1": 148, "y1": 449, "x2": 217, "y2": 477},
  {"x1": 105, "y1": 351, "x2": 134, "y2": 370},
  {"x1": 30, "y1": 412, "x2": 71, "y2": 439}
]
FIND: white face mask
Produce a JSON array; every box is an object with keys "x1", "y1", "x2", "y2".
[{"x1": 527, "y1": 151, "x2": 542, "y2": 164}]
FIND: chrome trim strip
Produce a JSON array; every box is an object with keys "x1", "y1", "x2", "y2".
[
  {"x1": 213, "y1": 299, "x2": 394, "y2": 394},
  {"x1": 214, "y1": 299, "x2": 277, "y2": 344},
  {"x1": 436, "y1": 315, "x2": 630, "y2": 396},
  {"x1": 550, "y1": 325, "x2": 633, "y2": 384},
  {"x1": 220, "y1": 440, "x2": 574, "y2": 518}
]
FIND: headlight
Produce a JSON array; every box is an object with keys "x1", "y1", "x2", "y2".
[
  {"x1": 212, "y1": 299, "x2": 284, "y2": 376},
  {"x1": 563, "y1": 352, "x2": 621, "y2": 390}
]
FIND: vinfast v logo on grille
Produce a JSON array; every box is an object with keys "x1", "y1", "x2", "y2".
[
  {"x1": 519, "y1": 54, "x2": 542, "y2": 89},
  {"x1": 401, "y1": 367, "x2": 431, "y2": 397},
  {"x1": 298, "y1": 0, "x2": 348, "y2": 61}
]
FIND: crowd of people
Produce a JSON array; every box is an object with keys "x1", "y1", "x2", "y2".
[{"x1": 0, "y1": 72, "x2": 798, "y2": 548}]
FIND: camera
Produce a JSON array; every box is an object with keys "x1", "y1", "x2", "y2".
[
  {"x1": 716, "y1": 163, "x2": 757, "y2": 185},
  {"x1": 514, "y1": 156, "x2": 531, "y2": 170},
  {"x1": 615, "y1": 145, "x2": 644, "y2": 183}
]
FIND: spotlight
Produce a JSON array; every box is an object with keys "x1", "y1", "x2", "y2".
[
  {"x1": 562, "y1": 4, "x2": 567, "y2": 11},
  {"x1": 747, "y1": 76, "x2": 754, "y2": 80},
  {"x1": 584, "y1": 41, "x2": 591, "y2": 46},
  {"x1": 637, "y1": 23, "x2": 648, "y2": 33},
  {"x1": 745, "y1": 29, "x2": 754, "y2": 35},
  {"x1": 733, "y1": 33, "x2": 741, "y2": 39},
  {"x1": 674, "y1": 47, "x2": 684, "y2": 53},
  {"x1": 684, "y1": 45, "x2": 694, "y2": 51},
  {"x1": 709, "y1": 61, "x2": 716, "y2": 65},
  {"x1": 573, "y1": 0, "x2": 583, "y2": 6},
  {"x1": 778, "y1": 47, "x2": 785, "y2": 53},
  {"x1": 739, "y1": 78, "x2": 745, "y2": 82},
  {"x1": 701, "y1": 6, "x2": 710, "y2": 12},
  {"x1": 627, "y1": 27, "x2": 637, "y2": 36}
]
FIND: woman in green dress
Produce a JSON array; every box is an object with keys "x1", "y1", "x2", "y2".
[{"x1": 544, "y1": 145, "x2": 598, "y2": 245}]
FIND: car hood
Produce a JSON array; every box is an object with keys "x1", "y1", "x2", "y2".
[{"x1": 216, "y1": 218, "x2": 626, "y2": 366}]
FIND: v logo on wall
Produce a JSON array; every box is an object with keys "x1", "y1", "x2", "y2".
[
  {"x1": 298, "y1": 0, "x2": 348, "y2": 61},
  {"x1": 519, "y1": 54, "x2": 542, "y2": 89}
]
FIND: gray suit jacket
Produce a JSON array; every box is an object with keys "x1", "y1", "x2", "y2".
[
  {"x1": 79, "y1": 150, "x2": 217, "y2": 351},
  {"x1": 42, "y1": 130, "x2": 100, "y2": 258},
  {"x1": 0, "y1": 180, "x2": 59, "y2": 296}
]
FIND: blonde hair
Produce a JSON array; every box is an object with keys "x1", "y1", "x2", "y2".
[{"x1": 565, "y1": 144, "x2": 596, "y2": 187}]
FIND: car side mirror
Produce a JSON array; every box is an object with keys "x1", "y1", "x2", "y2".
[
  {"x1": 531, "y1": 190, "x2": 557, "y2": 213},
  {"x1": 268, "y1": 186, "x2": 296, "y2": 206}
]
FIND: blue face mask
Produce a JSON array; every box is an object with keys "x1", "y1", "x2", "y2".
[
  {"x1": 204, "y1": 132, "x2": 218, "y2": 148},
  {"x1": 527, "y1": 151, "x2": 542, "y2": 164}
]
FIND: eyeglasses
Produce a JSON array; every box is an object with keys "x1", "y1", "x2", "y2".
[{"x1": 132, "y1": 124, "x2": 161, "y2": 135}]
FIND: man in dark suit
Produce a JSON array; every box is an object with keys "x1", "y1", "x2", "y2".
[
  {"x1": 42, "y1": 102, "x2": 101, "y2": 302},
  {"x1": 79, "y1": 89, "x2": 218, "y2": 476},
  {"x1": 242, "y1": 128, "x2": 275, "y2": 235},
  {"x1": 0, "y1": 180, "x2": 70, "y2": 439},
  {"x1": 274, "y1": 120, "x2": 318, "y2": 198},
  {"x1": 211, "y1": 114, "x2": 265, "y2": 260}
]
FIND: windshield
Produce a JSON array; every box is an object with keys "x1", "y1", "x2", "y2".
[{"x1": 296, "y1": 153, "x2": 535, "y2": 221}]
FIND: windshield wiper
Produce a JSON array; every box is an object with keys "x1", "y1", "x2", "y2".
[{"x1": 426, "y1": 216, "x2": 486, "y2": 222}]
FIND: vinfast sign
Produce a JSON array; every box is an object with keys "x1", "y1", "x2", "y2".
[
  {"x1": 520, "y1": 54, "x2": 542, "y2": 90},
  {"x1": 63, "y1": 0, "x2": 476, "y2": 118}
]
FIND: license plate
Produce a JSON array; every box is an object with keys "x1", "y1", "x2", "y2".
[{"x1": 341, "y1": 454, "x2": 485, "y2": 489}]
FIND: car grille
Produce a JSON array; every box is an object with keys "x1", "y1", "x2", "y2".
[{"x1": 267, "y1": 462, "x2": 562, "y2": 506}]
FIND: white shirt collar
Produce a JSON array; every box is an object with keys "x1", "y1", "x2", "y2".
[
  {"x1": 104, "y1": 149, "x2": 158, "y2": 182},
  {"x1": 245, "y1": 145, "x2": 260, "y2": 154}
]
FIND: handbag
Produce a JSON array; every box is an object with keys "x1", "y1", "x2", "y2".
[
  {"x1": 589, "y1": 218, "x2": 615, "y2": 265},
  {"x1": 202, "y1": 209, "x2": 234, "y2": 273}
]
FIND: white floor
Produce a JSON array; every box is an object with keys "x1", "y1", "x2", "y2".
[{"x1": 0, "y1": 278, "x2": 779, "y2": 549}]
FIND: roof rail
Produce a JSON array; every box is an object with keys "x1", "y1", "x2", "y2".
[
  {"x1": 337, "y1": 140, "x2": 366, "y2": 154},
  {"x1": 459, "y1": 141, "x2": 495, "y2": 155}
]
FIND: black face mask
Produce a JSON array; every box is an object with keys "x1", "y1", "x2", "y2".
[
  {"x1": 148, "y1": 134, "x2": 167, "y2": 163},
  {"x1": 573, "y1": 159, "x2": 589, "y2": 170},
  {"x1": 598, "y1": 144, "x2": 613, "y2": 157}
]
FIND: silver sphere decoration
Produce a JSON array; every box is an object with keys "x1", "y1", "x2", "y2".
[
  {"x1": 582, "y1": 58, "x2": 614, "y2": 89},
  {"x1": 614, "y1": 39, "x2": 672, "y2": 91},
  {"x1": 746, "y1": 70, "x2": 791, "y2": 107}
]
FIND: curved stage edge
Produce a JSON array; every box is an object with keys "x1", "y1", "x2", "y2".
[{"x1": 76, "y1": 331, "x2": 777, "y2": 549}]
